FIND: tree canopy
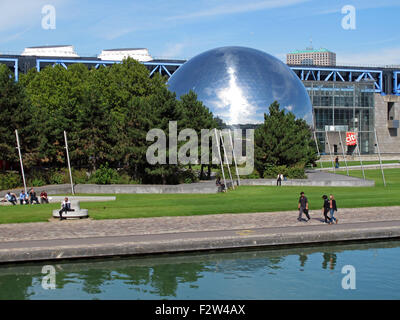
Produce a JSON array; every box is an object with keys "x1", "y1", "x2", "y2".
[{"x1": 254, "y1": 101, "x2": 317, "y2": 177}]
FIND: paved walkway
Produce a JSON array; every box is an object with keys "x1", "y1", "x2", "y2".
[
  {"x1": 0, "y1": 206, "x2": 399, "y2": 242},
  {"x1": 0, "y1": 206, "x2": 400, "y2": 263}
]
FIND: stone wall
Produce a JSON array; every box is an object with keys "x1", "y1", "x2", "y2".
[{"x1": 374, "y1": 94, "x2": 400, "y2": 154}]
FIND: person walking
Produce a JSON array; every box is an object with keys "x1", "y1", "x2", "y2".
[
  {"x1": 276, "y1": 173, "x2": 283, "y2": 186},
  {"x1": 59, "y1": 197, "x2": 75, "y2": 220},
  {"x1": 335, "y1": 156, "x2": 339, "y2": 169},
  {"x1": 321, "y1": 195, "x2": 330, "y2": 223},
  {"x1": 298, "y1": 192, "x2": 310, "y2": 222},
  {"x1": 329, "y1": 194, "x2": 338, "y2": 224}
]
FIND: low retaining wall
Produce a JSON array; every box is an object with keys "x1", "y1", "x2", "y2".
[
  {"x1": 74, "y1": 183, "x2": 218, "y2": 194},
  {"x1": 240, "y1": 178, "x2": 375, "y2": 187}
]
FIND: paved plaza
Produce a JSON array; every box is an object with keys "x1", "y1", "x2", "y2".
[{"x1": 0, "y1": 206, "x2": 400, "y2": 263}]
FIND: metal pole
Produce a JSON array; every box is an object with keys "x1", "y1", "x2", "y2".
[
  {"x1": 356, "y1": 132, "x2": 365, "y2": 180},
  {"x1": 228, "y1": 129, "x2": 240, "y2": 186},
  {"x1": 15, "y1": 130, "x2": 27, "y2": 194},
  {"x1": 338, "y1": 131, "x2": 349, "y2": 176},
  {"x1": 64, "y1": 131, "x2": 75, "y2": 195},
  {"x1": 325, "y1": 131, "x2": 335, "y2": 172},
  {"x1": 214, "y1": 129, "x2": 227, "y2": 191},
  {"x1": 219, "y1": 130, "x2": 235, "y2": 190},
  {"x1": 313, "y1": 131, "x2": 323, "y2": 169},
  {"x1": 374, "y1": 129, "x2": 386, "y2": 187}
]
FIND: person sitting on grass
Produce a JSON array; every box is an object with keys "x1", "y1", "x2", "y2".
[
  {"x1": 19, "y1": 190, "x2": 29, "y2": 205},
  {"x1": 216, "y1": 176, "x2": 226, "y2": 192},
  {"x1": 29, "y1": 188, "x2": 40, "y2": 204},
  {"x1": 4, "y1": 192, "x2": 17, "y2": 205},
  {"x1": 40, "y1": 190, "x2": 49, "y2": 204},
  {"x1": 59, "y1": 197, "x2": 75, "y2": 220}
]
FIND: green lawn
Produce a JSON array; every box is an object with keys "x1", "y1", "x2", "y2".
[
  {"x1": 1, "y1": 168, "x2": 400, "y2": 224},
  {"x1": 316, "y1": 160, "x2": 398, "y2": 168}
]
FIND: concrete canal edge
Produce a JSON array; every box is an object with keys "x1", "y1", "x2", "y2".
[{"x1": 1, "y1": 220, "x2": 400, "y2": 264}]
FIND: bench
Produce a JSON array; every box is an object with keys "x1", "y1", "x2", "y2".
[{"x1": 52, "y1": 200, "x2": 89, "y2": 219}]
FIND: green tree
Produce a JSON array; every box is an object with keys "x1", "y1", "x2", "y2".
[
  {"x1": 0, "y1": 65, "x2": 37, "y2": 166},
  {"x1": 254, "y1": 101, "x2": 317, "y2": 176}
]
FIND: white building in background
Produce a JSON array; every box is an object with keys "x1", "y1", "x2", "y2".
[
  {"x1": 21, "y1": 45, "x2": 79, "y2": 57},
  {"x1": 98, "y1": 48, "x2": 153, "y2": 62}
]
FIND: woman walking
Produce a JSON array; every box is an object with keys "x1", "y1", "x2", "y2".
[{"x1": 329, "y1": 194, "x2": 338, "y2": 224}]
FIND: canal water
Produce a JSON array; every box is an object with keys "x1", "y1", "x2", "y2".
[{"x1": 0, "y1": 240, "x2": 399, "y2": 300}]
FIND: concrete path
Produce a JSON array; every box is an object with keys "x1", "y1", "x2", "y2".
[{"x1": 0, "y1": 206, "x2": 400, "y2": 263}]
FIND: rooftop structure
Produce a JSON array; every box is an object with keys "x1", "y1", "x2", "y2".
[
  {"x1": 21, "y1": 45, "x2": 79, "y2": 57},
  {"x1": 98, "y1": 48, "x2": 153, "y2": 62}
]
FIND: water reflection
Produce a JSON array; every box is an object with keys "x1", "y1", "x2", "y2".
[{"x1": 0, "y1": 240, "x2": 399, "y2": 300}]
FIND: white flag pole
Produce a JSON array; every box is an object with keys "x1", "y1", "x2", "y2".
[
  {"x1": 374, "y1": 129, "x2": 386, "y2": 187},
  {"x1": 325, "y1": 130, "x2": 335, "y2": 172},
  {"x1": 355, "y1": 132, "x2": 365, "y2": 180},
  {"x1": 338, "y1": 131, "x2": 349, "y2": 176},
  {"x1": 15, "y1": 130, "x2": 27, "y2": 194},
  {"x1": 214, "y1": 128, "x2": 227, "y2": 190},
  {"x1": 228, "y1": 129, "x2": 240, "y2": 186},
  {"x1": 64, "y1": 131, "x2": 75, "y2": 195},
  {"x1": 219, "y1": 130, "x2": 235, "y2": 190}
]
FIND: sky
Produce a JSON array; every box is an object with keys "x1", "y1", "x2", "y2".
[{"x1": 0, "y1": 0, "x2": 399, "y2": 65}]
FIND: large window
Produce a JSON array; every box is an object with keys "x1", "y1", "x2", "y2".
[{"x1": 304, "y1": 81, "x2": 375, "y2": 154}]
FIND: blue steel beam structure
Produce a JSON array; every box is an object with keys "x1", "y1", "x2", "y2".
[
  {"x1": 3, "y1": 56, "x2": 400, "y2": 96},
  {"x1": 290, "y1": 66, "x2": 384, "y2": 94},
  {"x1": 0, "y1": 58, "x2": 19, "y2": 81},
  {"x1": 35, "y1": 58, "x2": 183, "y2": 78},
  {"x1": 394, "y1": 71, "x2": 400, "y2": 95}
]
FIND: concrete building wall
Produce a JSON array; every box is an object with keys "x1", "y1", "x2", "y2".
[{"x1": 374, "y1": 94, "x2": 400, "y2": 154}]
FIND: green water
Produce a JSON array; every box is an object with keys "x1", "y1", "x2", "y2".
[{"x1": 0, "y1": 240, "x2": 399, "y2": 300}]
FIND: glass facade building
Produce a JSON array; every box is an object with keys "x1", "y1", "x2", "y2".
[{"x1": 304, "y1": 81, "x2": 375, "y2": 154}]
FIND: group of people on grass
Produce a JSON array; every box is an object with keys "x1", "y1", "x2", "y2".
[
  {"x1": 298, "y1": 191, "x2": 338, "y2": 224},
  {"x1": 2, "y1": 188, "x2": 49, "y2": 205}
]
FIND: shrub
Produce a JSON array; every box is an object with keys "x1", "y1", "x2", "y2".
[
  {"x1": 0, "y1": 172, "x2": 21, "y2": 190},
  {"x1": 49, "y1": 170, "x2": 66, "y2": 185},
  {"x1": 263, "y1": 164, "x2": 306, "y2": 179},
  {"x1": 29, "y1": 178, "x2": 46, "y2": 187},
  {"x1": 180, "y1": 169, "x2": 199, "y2": 184},
  {"x1": 91, "y1": 163, "x2": 120, "y2": 184}
]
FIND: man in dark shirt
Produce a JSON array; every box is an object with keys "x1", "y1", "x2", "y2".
[
  {"x1": 298, "y1": 192, "x2": 310, "y2": 222},
  {"x1": 322, "y1": 194, "x2": 330, "y2": 223},
  {"x1": 29, "y1": 188, "x2": 40, "y2": 204}
]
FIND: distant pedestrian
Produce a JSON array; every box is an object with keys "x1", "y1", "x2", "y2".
[
  {"x1": 329, "y1": 194, "x2": 338, "y2": 224},
  {"x1": 40, "y1": 190, "x2": 49, "y2": 204},
  {"x1": 321, "y1": 195, "x2": 329, "y2": 223},
  {"x1": 298, "y1": 192, "x2": 310, "y2": 222},
  {"x1": 335, "y1": 157, "x2": 339, "y2": 169},
  {"x1": 276, "y1": 173, "x2": 283, "y2": 186},
  {"x1": 59, "y1": 197, "x2": 75, "y2": 220},
  {"x1": 4, "y1": 192, "x2": 17, "y2": 205},
  {"x1": 19, "y1": 190, "x2": 29, "y2": 205},
  {"x1": 29, "y1": 188, "x2": 40, "y2": 204}
]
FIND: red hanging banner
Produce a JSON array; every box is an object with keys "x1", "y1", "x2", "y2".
[{"x1": 346, "y1": 132, "x2": 357, "y2": 146}]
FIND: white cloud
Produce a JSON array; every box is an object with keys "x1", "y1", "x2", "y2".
[
  {"x1": 161, "y1": 43, "x2": 187, "y2": 59},
  {"x1": 166, "y1": 0, "x2": 310, "y2": 21}
]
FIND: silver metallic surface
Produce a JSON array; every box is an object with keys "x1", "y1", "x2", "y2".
[{"x1": 168, "y1": 46, "x2": 313, "y2": 125}]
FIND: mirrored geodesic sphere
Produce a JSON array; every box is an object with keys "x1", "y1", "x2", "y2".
[{"x1": 168, "y1": 46, "x2": 313, "y2": 126}]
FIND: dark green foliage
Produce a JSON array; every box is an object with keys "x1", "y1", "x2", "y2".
[
  {"x1": 0, "y1": 59, "x2": 217, "y2": 184},
  {"x1": 0, "y1": 172, "x2": 21, "y2": 190},
  {"x1": 254, "y1": 101, "x2": 318, "y2": 177}
]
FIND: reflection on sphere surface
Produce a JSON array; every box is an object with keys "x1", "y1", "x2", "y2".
[{"x1": 168, "y1": 46, "x2": 313, "y2": 126}]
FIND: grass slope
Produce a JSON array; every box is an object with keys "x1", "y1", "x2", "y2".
[{"x1": 0, "y1": 168, "x2": 399, "y2": 224}]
